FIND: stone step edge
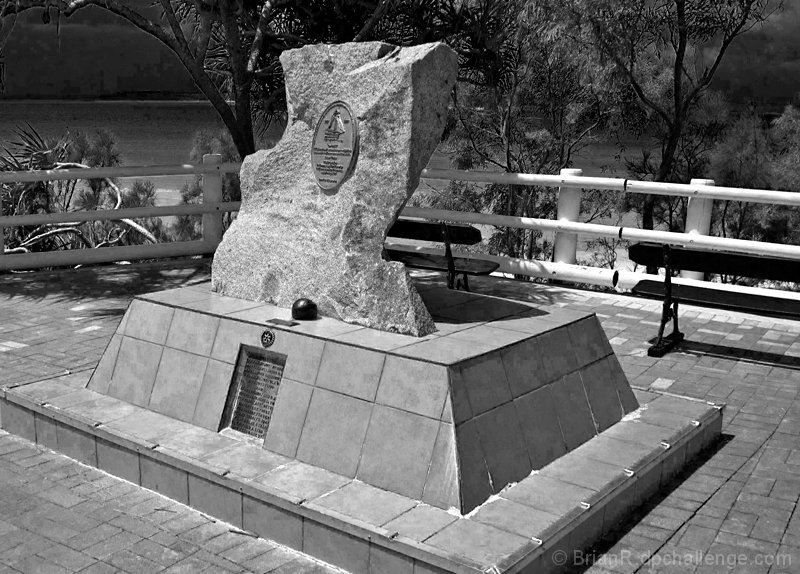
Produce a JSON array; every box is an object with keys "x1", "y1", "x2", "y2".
[
  {"x1": 500, "y1": 401, "x2": 723, "y2": 574},
  {"x1": 0, "y1": 387, "x2": 485, "y2": 574},
  {"x1": 0, "y1": 385, "x2": 723, "y2": 574}
]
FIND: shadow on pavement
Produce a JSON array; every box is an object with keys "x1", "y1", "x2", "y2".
[
  {"x1": 674, "y1": 339, "x2": 800, "y2": 371},
  {"x1": 568, "y1": 433, "x2": 735, "y2": 573},
  {"x1": 0, "y1": 259, "x2": 212, "y2": 303}
]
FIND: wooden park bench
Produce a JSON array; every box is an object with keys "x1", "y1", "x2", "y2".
[
  {"x1": 386, "y1": 218, "x2": 499, "y2": 291},
  {"x1": 628, "y1": 242, "x2": 800, "y2": 357}
]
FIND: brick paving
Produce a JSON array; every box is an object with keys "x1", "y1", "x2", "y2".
[
  {"x1": 0, "y1": 261, "x2": 340, "y2": 574},
  {"x1": 1, "y1": 260, "x2": 799, "y2": 573},
  {"x1": 0, "y1": 429, "x2": 340, "y2": 573}
]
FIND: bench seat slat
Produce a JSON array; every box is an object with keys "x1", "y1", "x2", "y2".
[
  {"x1": 632, "y1": 280, "x2": 800, "y2": 319},
  {"x1": 387, "y1": 219, "x2": 482, "y2": 245},
  {"x1": 386, "y1": 250, "x2": 498, "y2": 276},
  {"x1": 629, "y1": 242, "x2": 800, "y2": 282}
]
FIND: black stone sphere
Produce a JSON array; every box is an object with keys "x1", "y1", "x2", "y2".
[{"x1": 291, "y1": 298, "x2": 318, "y2": 320}]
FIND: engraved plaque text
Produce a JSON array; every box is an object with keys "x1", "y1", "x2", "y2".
[
  {"x1": 220, "y1": 346, "x2": 287, "y2": 439},
  {"x1": 311, "y1": 101, "x2": 359, "y2": 191}
]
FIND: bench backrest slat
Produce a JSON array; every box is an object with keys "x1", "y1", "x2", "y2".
[
  {"x1": 629, "y1": 243, "x2": 800, "y2": 283},
  {"x1": 387, "y1": 218, "x2": 482, "y2": 245}
]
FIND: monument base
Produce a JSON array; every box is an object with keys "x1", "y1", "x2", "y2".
[
  {"x1": 0, "y1": 281, "x2": 723, "y2": 573},
  {"x1": 86, "y1": 281, "x2": 638, "y2": 514}
]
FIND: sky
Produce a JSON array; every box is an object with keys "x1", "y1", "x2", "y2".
[{"x1": 1, "y1": 3, "x2": 799, "y2": 104}]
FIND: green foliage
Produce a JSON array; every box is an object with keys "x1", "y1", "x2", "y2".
[
  {"x1": 170, "y1": 129, "x2": 242, "y2": 241},
  {"x1": 707, "y1": 105, "x2": 800, "y2": 280},
  {"x1": 187, "y1": 129, "x2": 241, "y2": 203},
  {"x1": 427, "y1": 0, "x2": 622, "y2": 265},
  {"x1": 771, "y1": 105, "x2": 800, "y2": 192},
  {"x1": 1, "y1": 125, "x2": 165, "y2": 258},
  {"x1": 564, "y1": 0, "x2": 781, "y2": 234},
  {"x1": 624, "y1": 91, "x2": 731, "y2": 232},
  {"x1": 710, "y1": 110, "x2": 772, "y2": 192}
]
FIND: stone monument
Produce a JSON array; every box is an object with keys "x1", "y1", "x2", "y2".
[
  {"x1": 211, "y1": 42, "x2": 458, "y2": 336},
  {"x1": 0, "y1": 39, "x2": 722, "y2": 574}
]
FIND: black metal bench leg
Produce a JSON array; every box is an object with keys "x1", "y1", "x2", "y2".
[
  {"x1": 443, "y1": 223, "x2": 457, "y2": 290},
  {"x1": 671, "y1": 300, "x2": 683, "y2": 341},
  {"x1": 647, "y1": 246, "x2": 685, "y2": 357},
  {"x1": 457, "y1": 273, "x2": 470, "y2": 292},
  {"x1": 650, "y1": 297, "x2": 671, "y2": 355}
]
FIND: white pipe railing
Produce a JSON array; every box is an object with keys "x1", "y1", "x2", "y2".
[
  {"x1": 0, "y1": 155, "x2": 240, "y2": 271},
  {"x1": 6, "y1": 163, "x2": 797, "y2": 204},
  {"x1": 553, "y1": 168, "x2": 583, "y2": 265},
  {"x1": 400, "y1": 207, "x2": 800, "y2": 261},
  {"x1": 1, "y1": 162, "x2": 798, "y2": 291},
  {"x1": 0, "y1": 162, "x2": 242, "y2": 184},
  {"x1": 681, "y1": 179, "x2": 715, "y2": 280},
  {"x1": 0, "y1": 202, "x2": 241, "y2": 227},
  {"x1": 420, "y1": 168, "x2": 800, "y2": 206}
]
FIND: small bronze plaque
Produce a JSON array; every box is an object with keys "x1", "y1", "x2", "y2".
[
  {"x1": 261, "y1": 329, "x2": 275, "y2": 348},
  {"x1": 268, "y1": 318, "x2": 299, "y2": 328},
  {"x1": 311, "y1": 101, "x2": 359, "y2": 192}
]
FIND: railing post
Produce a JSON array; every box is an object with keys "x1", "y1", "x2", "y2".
[
  {"x1": 681, "y1": 178, "x2": 715, "y2": 280},
  {"x1": 202, "y1": 153, "x2": 224, "y2": 249},
  {"x1": 553, "y1": 168, "x2": 583, "y2": 264}
]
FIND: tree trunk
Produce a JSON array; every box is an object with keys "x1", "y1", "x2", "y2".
[
  {"x1": 220, "y1": 0, "x2": 256, "y2": 159},
  {"x1": 641, "y1": 123, "x2": 681, "y2": 273},
  {"x1": 159, "y1": 40, "x2": 254, "y2": 159}
]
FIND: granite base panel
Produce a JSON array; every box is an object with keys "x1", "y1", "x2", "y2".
[
  {"x1": 85, "y1": 284, "x2": 640, "y2": 513},
  {"x1": 1, "y1": 378, "x2": 722, "y2": 574}
]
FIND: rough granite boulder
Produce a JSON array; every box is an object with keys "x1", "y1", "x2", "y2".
[{"x1": 211, "y1": 42, "x2": 458, "y2": 336}]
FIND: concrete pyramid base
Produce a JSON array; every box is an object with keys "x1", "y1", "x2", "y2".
[{"x1": 85, "y1": 282, "x2": 638, "y2": 514}]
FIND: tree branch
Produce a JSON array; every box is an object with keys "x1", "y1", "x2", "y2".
[
  {"x1": 353, "y1": 0, "x2": 394, "y2": 42},
  {"x1": 682, "y1": 6, "x2": 754, "y2": 113},
  {"x1": 0, "y1": 13, "x2": 16, "y2": 52},
  {"x1": 64, "y1": 0, "x2": 174, "y2": 49},
  {"x1": 585, "y1": 12, "x2": 674, "y2": 129},
  {"x1": 247, "y1": 0, "x2": 276, "y2": 74},
  {"x1": 53, "y1": 162, "x2": 158, "y2": 243},
  {"x1": 672, "y1": 0, "x2": 688, "y2": 122},
  {"x1": 253, "y1": 60, "x2": 281, "y2": 78},
  {"x1": 220, "y1": 0, "x2": 254, "y2": 154},
  {"x1": 194, "y1": 5, "x2": 213, "y2": 65},
  {"x1": 21, "y1": 227, "x2": 91, "y2": 249},
  {"x1": 159, "y1": 0, "x2": 194, "y2": 58},
  {"x1": 453, "y1": 89, "x2": 507, "y2": 171}
]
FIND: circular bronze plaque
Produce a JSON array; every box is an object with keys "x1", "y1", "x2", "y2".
[
  {"x1": 311, "y1": 101, "x2": 359, "y2": 192},
  {"x1": 261, "y1": 329, "x2": 275, "y2": 348}
]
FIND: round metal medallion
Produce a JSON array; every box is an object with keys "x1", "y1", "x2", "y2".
[
  {"x1": 260, "y1": 329, "x2": 275, "y2": 348},
  {"x1": 311, "y1": 101, "x2": 359, "y2": 192}
]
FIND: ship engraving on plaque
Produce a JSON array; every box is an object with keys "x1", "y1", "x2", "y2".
[
  {"x1": 311, "y1": 101, "x2": 359, "y2": 192},
  {"x1": 220, "y1": 346, "x2": 287, "y2": 439}
]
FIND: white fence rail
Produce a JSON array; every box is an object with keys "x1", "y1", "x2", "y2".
[
  {"x1": 0, "y1": 154, "x2": 241, "y2": 270},
  {"x1": 2, "y1": 158, "x2": 799, "y2": 295}
]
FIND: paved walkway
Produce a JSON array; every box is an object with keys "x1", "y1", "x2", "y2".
[
  {"x1": 0, "y1": 260, "x2": 799, "y2": 573},
  {"x1": 0, "y1": 431, "x2": 336, "y2": 574},
  {"x1": 0, "y1": 262, "x2": 339, "y2": 573}
]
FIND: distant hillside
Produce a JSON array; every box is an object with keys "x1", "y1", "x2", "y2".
[
  {"x1": 2, "y1": 9, "x2": 198, "y2": 99},
  {"x1": 3, "y1": 4, "x2": 799, "y2": 102},
  {"x1": 712, "y1": 1, "x2": 800, "y2": 105}
]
